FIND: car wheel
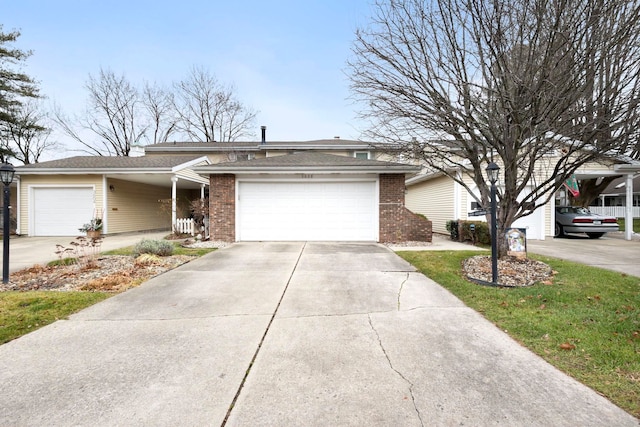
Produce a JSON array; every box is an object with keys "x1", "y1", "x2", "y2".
[
  {"x1": 554, "y1": 222, "x2": 564, "y2": 238},
  {"x1": 586, "y1": 232, "x2": 605, "y2": 239}
]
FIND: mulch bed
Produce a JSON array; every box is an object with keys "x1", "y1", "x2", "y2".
[
  {"x1": 0, "y1": 255, "x2": 195, "y2": 293},
  {"x1": 463, "y1": 255, "x2": 555, "y2": 287}
]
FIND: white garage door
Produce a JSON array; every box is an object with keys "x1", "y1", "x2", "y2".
[
  {"x1": 32, "y1": 187, "x2": 95, "y2": 236},
  {"x1": 238, "y1": 181, "x2": 378, "y2": 241},
  {"x1": 511, "y1": 205, "x2": 544, "y2": 240}
]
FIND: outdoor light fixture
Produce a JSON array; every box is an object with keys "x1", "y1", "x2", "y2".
[
  {"x1": 1, "y1": 163, "x2": 15, "y2": 284},
  {"x1": 486, "y1": 162, "x2": 500, "y2": 284}
]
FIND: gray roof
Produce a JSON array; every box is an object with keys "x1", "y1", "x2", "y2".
[
  {"x1": 16, "y1": 155, "x2": 205, "y2": 173},
  {"x1": 145, "y1": 139, "x2": 375, "y2": 152},
  {"x1": 195, "y1": 152, "x2": 419, "y2": 174}
]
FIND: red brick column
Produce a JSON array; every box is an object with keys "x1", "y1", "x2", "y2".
[
  {"x1": 209, "y1": 174, "x2": 235, "y2": 242},
  {"x1": 379, "y1": 174, "x2": 432, "y2": 243}
]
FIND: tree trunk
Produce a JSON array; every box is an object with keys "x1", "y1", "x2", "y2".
[{"x1": 571, "y1": 176, "x2": 620, "y2": 207}]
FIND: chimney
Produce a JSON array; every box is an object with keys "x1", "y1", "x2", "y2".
[{"x1": 261, "y1": 126, "x2": 266, "y2": 144}]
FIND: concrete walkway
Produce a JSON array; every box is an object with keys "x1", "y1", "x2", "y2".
[
  {"x1": 527, "y1": 233, "x2": 640, "y2": 277},
  {"x1": 0, "y1": 242, "x2": 636, "y2": 426}
]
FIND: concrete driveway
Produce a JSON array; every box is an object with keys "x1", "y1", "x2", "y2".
[
  {"x1": 1, "y1": 231, "x2": 170, "y2": 273},
  {"x1": 0, "y1": 242, "x2": 637, "y2": 426},
  {"x1": 528, "y1": 233, "x2": 640, "y2": 277}
]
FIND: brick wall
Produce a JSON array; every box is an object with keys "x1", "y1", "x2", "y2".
[
  {"x1": 379, "y1": 174, "x2": 432, "y2": 243},
  {"x1": 209, "y1": 174, "x2": 235, "y2": 242}
]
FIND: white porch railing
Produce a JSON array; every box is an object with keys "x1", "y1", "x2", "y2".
[
  {"x1": 175, "y1": 217, "x2": 210, "y2": 238},
  {"x1": 589, "y1": 206, "x2": 640, "y2": 218}
]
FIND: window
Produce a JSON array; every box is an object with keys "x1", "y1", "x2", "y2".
[{"x1": 354, "y1": 151, "x2": 370, "y2": 159}]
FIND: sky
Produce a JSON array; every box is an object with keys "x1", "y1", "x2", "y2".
[{"x1": 2, "y1": 0, "x2": 375, "y2": 158}]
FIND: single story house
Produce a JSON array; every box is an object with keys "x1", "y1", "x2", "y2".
[
  {"x1": 14, "y1": 134, "x2": 431, "y2": 243},
  {"x1": 14, "y1": 156, "x2": 210, "y2": 236}
]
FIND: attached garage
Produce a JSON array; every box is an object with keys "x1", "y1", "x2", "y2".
[
  {"x1": 31, "y1": 187, "x2": 95, "y2": 236},
  {"x1": 197, "y1": 152, "x2": 432, "y2": 243},
  {"x1": 237, "y1": 180, "x2": 378, "y2": 241}
]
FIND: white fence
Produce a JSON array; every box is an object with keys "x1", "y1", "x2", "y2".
[
  {"x1": 175, "y1": 217, "x2": 210, "y2": 237},
  {"x1": 589, "y1": 206, "x2": 640, "y2": 218},
  {"x1": 175, "y1": 218, "x2": 196, "y2": 235}
]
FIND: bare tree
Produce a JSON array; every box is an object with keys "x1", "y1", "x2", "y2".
[
  {"x1": 142, "y1": 81, "x2": 178, "y2": 144},
  {"x1": 0, "y1": 100, "x2": 58, "y2": 164},
  {"x1": 349, "y1": 0, "x2": 640, "y2": 255},
  {"x1": 55, "y1": 68, "x2": 147, "y2": 156},
  {"x1": 173, "y1": 66, "x2": 257, "y2": 142}
]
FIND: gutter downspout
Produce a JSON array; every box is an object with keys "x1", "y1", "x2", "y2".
[
  {"x1": 625, "y1": 173, "x2": 633, "y2": 241},
  {"x1": 171, "y1": 176, "x2": 178, "y2": 233}
]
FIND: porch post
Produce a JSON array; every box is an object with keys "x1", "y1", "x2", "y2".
[
  {"x1": 200, "y1": 183, "x2": 205, "y2": 200},
  {"x1": 625, "y1": 173, "x2": 633, "y2": 241},
  {"x1": 171, "y1": 176, "x2": 178, "y2": 233}
]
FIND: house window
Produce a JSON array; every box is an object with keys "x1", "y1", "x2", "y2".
[
  {"x1": 354, "y1": 151, "x2": 370, "y2": 160},
  {"x1": 236, "y1": 153, "x2": 254, "y2": 161},
  {"x1": 229, "y1": 152, "x2": 255, "y2": 161}
]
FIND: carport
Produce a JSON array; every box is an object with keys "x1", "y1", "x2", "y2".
[
  {"x1": 568, "y1": 164, "x2": 638, "y2": 241},
  {"x1": 614, "y1": 164, "x2": 639, "y2": 241}
]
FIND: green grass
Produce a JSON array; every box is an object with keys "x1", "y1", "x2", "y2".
[
  {"x1": 2, "y1": 240, "x2": 216, "y2": 346},
  {"x1": 618, "y1": 218, "x2": 640, "y2": 233},
  {"x1": 0, "y1": 291, "x2": 110, "y2": 344},
  {"x1": 397, "y1": 250, "x2": 640, "y2": 418}
]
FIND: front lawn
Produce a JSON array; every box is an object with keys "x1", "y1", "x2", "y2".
[
  {"x1": 0, "y1": 291, "x2": 110, "y2": 344},
  {"x1": 1, "y1": 241, "x2": 217, "y2": 345},
  {"x1": 398, "y1": 250, "x2": 640, "y2": 418}
]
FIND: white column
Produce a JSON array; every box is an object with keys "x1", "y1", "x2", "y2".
[
  {"x1": 14, "y1": 176, "x2": 20, "y2": 235},
  {"x1": 171, "y1": 176, "x2": 178, "y2": 233},
  {"x1": 625, "y1": 173, "x2": 633, "y2": 241},
  {"x1": 200, "y1": 183, "x2": 205, "y2": 200}
]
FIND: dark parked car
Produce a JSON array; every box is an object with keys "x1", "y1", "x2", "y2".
[{"x1": 554, "y1": 206, "x2": 619, "y2": 239}]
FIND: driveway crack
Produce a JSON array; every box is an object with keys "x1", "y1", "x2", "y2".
[
  {"x1": 221, "y1": 242, "x2": 306, "y2": 426},
  {"x1": 397, "y1": 272, "x2": 409, "y2": 311},
  {"x1": 367, "y1": 314, "x2": 424, "y2": 426}
]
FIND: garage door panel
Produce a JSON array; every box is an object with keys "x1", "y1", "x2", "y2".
[
  {"x1": 238, "y1": 181, "x2": 377, "y2": 241},
  {"x1": 32, "y1": 187, "x2": 95, "y2": 236}
]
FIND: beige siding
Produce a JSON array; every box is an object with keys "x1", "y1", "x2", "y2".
[
  {"x1": 406, "y1": 175, "x2": 455, "y2": 235},
  {"x1": 106, "y1": 178, "x2": 172, "y2": 233},
  {"x1": 18, "y1": 175, "x2": 103, "y2": 236}
]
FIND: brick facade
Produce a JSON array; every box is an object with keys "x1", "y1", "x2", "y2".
[
  {"x1": 379, "y1": 174, "x2": 433, "y2": 243},
  {"x1": 207, "y1": 173, "x2": 432, "y2": 243},
  {"x1": 209, "y1": 174, "x2": 236, "y2": 242}
]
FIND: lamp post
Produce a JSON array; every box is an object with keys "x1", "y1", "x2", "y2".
[
  {"x1": 486, "y1": 162, "x2": 500, "y2": 284},
  {"x1": 1, "y1": 163, "x2": 15, "y2": 284}
]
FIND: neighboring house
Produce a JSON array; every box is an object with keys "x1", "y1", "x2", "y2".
[
  {"x1": 14, "y1": 156, "x2": 210, "y2": 236},
  {"x1": 406, "y1": 157, "x2": 637, "y2": 240},
  {"x1": 591, "y1": 174, "x2": 640, "y2": 207},
  {"x1": 14, "y1": 134, "x2": 431, "y2": 243}
]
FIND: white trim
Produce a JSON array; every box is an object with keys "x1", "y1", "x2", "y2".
[
  {"x1": 170, "y1": 156, "x2": 211, "y2": 172},
  {"x1": 102, "y1": 175, "x2": 108, "y2": 233},
  {"x1": 625, "y1": 173, "x2": 634, "y2": 241},
  {"x1": 453, "y1": 171, "x2": 462, "y2": 220},
  {"x1": 15, "y1": 176, "x2": 20, "y2": 235},
  {"x1": 171, "y1": 176, "x2": 178, "y2": 233}
]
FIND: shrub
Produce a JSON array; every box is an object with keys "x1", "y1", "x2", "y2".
[
  {"x1": 446, "y1": 220, "x2": 459, "y2": 241},
  {"x1": 133, "y1": 239, "x2": 174, "y2": 257},
  {"x1": 459, "y1": 220, "x2": 491, "y2": 245}
]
